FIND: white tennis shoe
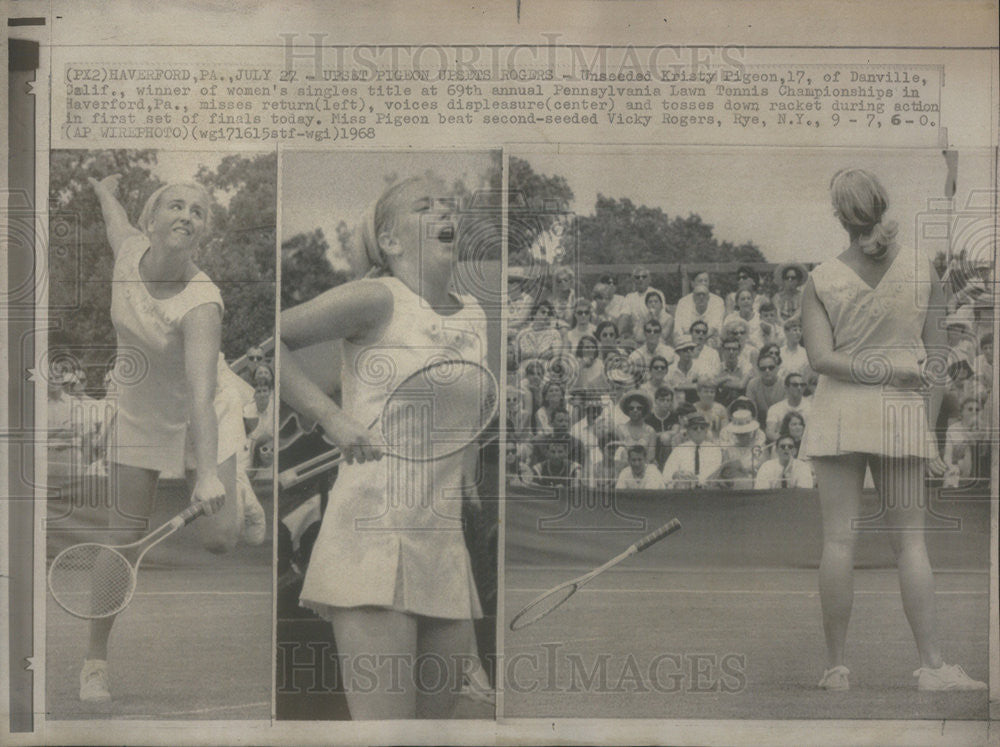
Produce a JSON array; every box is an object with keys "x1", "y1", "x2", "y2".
[
  {"x1": 914, "y1": 663, "x2": 987, "y2": 691},
  {"x1": 818, "y1": 665, "x2": 850, "y2": 691},
  {"x1": 79, "y1": 658, "x2": 111, "y2": 703}
]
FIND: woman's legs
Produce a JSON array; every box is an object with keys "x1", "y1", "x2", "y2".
[
  {"x1": 329, "y1": 607, "x2": 473, "y2": 719},
  {"x1": 813, "y1": 453, "x2": 866, "y2": 669},
  {"x1": 86, "y1": 462, "x2": 159, "y2": 661},
  {"x1": 329, "y1": 607, "x2": 418, "y2": 719},
  {"x1": 869, "y1": 456, "x2": 943, "y2": 669},
  {"x1": 187, "y1": 453, "x2": 241, "y2": 554},
  {"x1": 415, "y1": 617, "x2": 472, "y2": 719}
]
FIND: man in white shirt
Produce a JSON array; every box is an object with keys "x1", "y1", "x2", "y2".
[
  {"x1": 673, "y1": 274, "x2": 725, "y2": 344},
  {"x1": 755, "y1": 435, "x2": 814, "y2": 489},
  {"x1": 628, "y1": 319, "x2": 676, "y2": 377},
  {"x1": 622, "y1": 265, "x2": 666, "y2": 338},
  {"x1": 616, "y1": 444, "x2": 666, "y2": 490},
  {"x1": 689, "y1": 320, "x2": 721, "y2": 381},
  {"x1": 661, "y1": 414, "x2": 723, "y2": 488},
  {"x1": 765, "y1": 372, "x2": 812, "y2": 441}
]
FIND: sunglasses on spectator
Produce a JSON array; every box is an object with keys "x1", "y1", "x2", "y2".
[
  {"x1": 778, "y1": 443, "x2": 796, "y2": 451},
  {"x1": 692, "y1": 328, "x2": 707, "y2": 336},
  {"x1": 576, "y1": 308, "x2": 591, "y2": 315},
  {"x1": 627, "y1": 403, "x2": 645, "y2": 411},
  {"x1": 248, "y1": 355, "x2": 263, "y2": 362},
  {"x1": 759, "y1": 364, "x2": 776, "y2": 371}
]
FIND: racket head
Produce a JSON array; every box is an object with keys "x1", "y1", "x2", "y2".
[
  {"x1": 379, "y1": 359, "x2": 498, "y2": 462},
  {"x1": 509, "y1": 582, "x2": 578, "y2": 631},
  {"x1": 48, "y1": 543, "x2": 136, "y2": 620}
]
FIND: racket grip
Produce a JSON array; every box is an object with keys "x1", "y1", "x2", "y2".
[
  {"x1": 636, "y1": 518, "x2": 681, "y2": 552},
  {"x1": 173, "y1": 501, "x2": 209, "y2": 529}
]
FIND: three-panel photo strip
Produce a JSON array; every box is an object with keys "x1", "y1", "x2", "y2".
[{"x1": 42, "y1": 145, "x2": 994, "y2": 728}]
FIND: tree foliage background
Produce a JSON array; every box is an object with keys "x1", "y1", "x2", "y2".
[
  {"x1": 48, "y1": 149, "x2": 276, "y2": 390},
  {"x1": 507, "y1": 155, "x2": 768, "y2": 302}
]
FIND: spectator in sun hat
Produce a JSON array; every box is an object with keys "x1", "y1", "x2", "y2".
[
  {"x1": 772, "y1": 262, "x2": 809, "y2": 321},
  {"x1": 674, "y1": 272, "x2": 725, "y2": 346},
  {"x1": 664, "y1": 334, "x2": 699, "y2": 400}
]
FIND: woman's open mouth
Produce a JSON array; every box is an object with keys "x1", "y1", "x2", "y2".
[{"x1": 436, "y1": 222, "x2": 455, "y2": 243}]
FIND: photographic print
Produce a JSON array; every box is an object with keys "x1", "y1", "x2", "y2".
[
  {"x1": 43, "y1": 149, "x2": 276, "y2": 720},
  {"x1": 502, "y1": 145, "x2": 993, "y2": 720},
  {"x1": 276, "y1": 149, "x2": 501, "y2": 721}
]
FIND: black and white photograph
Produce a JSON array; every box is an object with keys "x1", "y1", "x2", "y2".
[
  {"x1": 502, "y1": 146, "x2": 993, "y2": 720},
  {"x1": 43, "y1": 149, "x2": 275, "y2": 719},
  {"x1": 276, "y1": 149, "x2": 502, "y2": 720}
]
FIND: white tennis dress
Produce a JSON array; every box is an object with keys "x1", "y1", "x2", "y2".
[
  {"x1": 109, "y1": 236, "x2": 244, "y2": 475},
  {"x1": 300, "y1": 277, "x2": 487, "y2": 620},
  {"x1": 801, "y1": 245, "x2": 935, "y2": 459}
]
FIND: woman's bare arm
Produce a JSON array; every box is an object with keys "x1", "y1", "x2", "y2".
[
  {"x1": 280, "y1": 280, "x2": 393, "y2": 463},
  {"x1": 88, "y1": 175, "x2": 144, "y2": 257}
]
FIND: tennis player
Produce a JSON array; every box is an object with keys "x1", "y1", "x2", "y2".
[
  {"x1": 801, "y1": 168, "x2": 986, "y2": 691},
  {"x1": 80, "y1": 175, "x2": 258, "y2": 703},
  {"x1": 279, "y1": 177, "x2": 488, "y2": 719}
]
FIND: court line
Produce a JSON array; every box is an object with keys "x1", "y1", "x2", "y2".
[
  {"x1": 54, "y1": 590, "x2": 270, "y2": 596},
  {"x1": 118, "y1": 701, "x2": 270, "y2": 719}
]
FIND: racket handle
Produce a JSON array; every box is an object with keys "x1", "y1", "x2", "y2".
[
  {"x1": 170, "y1": 501, "x2": 210, "y2": 530},
  {"x1": 636, "y1": 518, "x2": 681, "y2": 552}
]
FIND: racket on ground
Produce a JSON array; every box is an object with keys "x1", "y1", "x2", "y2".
[
  {"x1": 279, "y1": 358, "x2": 498, "y2": 489},
  {"x1": 509, "y1": 517, "x2": 681, "y2": 631},
  {"x1": 48, "y1": 502, "x2": 210, "y2": 619}
]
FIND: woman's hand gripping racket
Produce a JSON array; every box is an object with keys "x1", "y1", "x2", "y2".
[
  {"x1": 509, "y1": 518, "x2": 682, "y2": 631},
  {"x1": 279, "y1": 359, "x2": 498, "y2": 489},
  {"x1": 48, "y1": 502, "x2": 211, "y2": 619}
]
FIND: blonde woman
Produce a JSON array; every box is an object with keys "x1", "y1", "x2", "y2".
[{"x1": 801, "y1": 168, "x2": 985, "y2": 692}]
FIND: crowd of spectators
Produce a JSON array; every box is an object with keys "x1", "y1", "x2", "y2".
[{"x1": 507, "y1": 258, "x2": 994, "y2": 492}]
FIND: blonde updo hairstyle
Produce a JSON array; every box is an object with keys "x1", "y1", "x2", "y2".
[
  {"x1": 829, "y1": 168, "x2": 898, "y2": 259},
  {"x1": 137, "y1": 182, "x2": 213, "y2": 237},
  {"x1": 349, "y1": 176, "x2": 426, "y2": 278}
]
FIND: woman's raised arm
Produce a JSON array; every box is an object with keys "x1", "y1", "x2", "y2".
[{"x1": 88, "y1": 175, "x2": 144, "y2": 257}]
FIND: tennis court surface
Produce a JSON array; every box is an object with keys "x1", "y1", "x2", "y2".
[
  {"x1": 45, "y1": 481, "x2": 272, "y2": 720},
  {"x1": 502, "y1": 487, "x2": 990, "y2": 720}
]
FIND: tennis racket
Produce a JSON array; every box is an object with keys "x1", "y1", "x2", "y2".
[
  {"x1": 48, "y1": 502, "x2": 210, "y2": 619},
  {"x1": 279, "y1": 358, "x2": 498, "y2": 489},
  {"x1": 509, "y1": 517, "x2": 681, "y2": 631}
]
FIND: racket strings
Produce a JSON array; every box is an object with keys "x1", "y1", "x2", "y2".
[
  {"x1": 50, "y1": 545, "x2": 134, "y2": 618},
  {"x1": 380, "y1": 361, "x2": 498, "y2": 462},
  {"x1": 510, "y1": 584, "x2": 577, "y2": 630}
]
